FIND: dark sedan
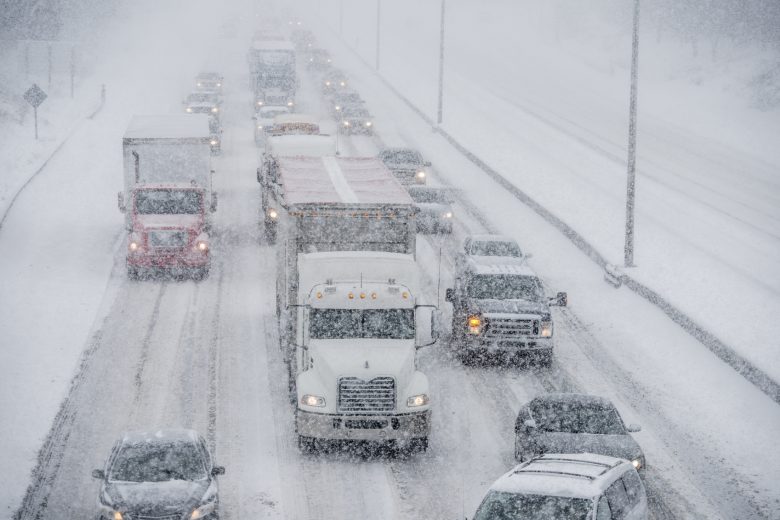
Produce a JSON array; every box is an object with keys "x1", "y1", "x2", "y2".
[
  {"x1": 407, "y1": 186, "x2": 454, "y2": 234},
  {"x1": 92, "y1": 429, "x2": 225, "y2": 520},
  {"x1": 514, "y1": 393, "x2": 646, "y2": 474}
]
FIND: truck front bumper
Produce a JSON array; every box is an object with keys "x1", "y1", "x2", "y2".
[
  {"x1": 459, "y1": 337, "x2": 553, "y2": 354},
  {"x1": 127, "y1": 252, "x2": 209, "y2": 269},
  {"x1": 296, "y1": 409, "x2": 431, "y2": 441}
]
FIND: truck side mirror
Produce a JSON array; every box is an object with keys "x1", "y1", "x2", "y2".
[
  {"x1": 556, "y1": 292, "x2": 567, "y2": 307},
  {"x1": 117, "y1": 192, "x2": 125, "y2": 213},
  {"x1": 211, "y1": 193, "x2": 218, "y2": 212},
  {"x1": 626, "y1": 423, "x2": 642, "y2": 433},
  {"x1": 257, "y1": 167, "x2": 262, "y2": 184},
  {"x1": 415, "y1": 305, "x2": 438, "y2": 348},
  {"x1": 523, "y1": 419, "x2": 537, "y2": 431},
  {"x1": 91, "y1": 469, "x2": 105, "y2": 480},
  {"x1": 445, "y1": 288, "x2": 454, "y2": 302}
]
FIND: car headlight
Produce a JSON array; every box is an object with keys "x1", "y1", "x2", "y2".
[
  {"x1": 301, "y1": 394, "x2": 326, "y2": 407},
  {"x1": 540, "y1": 320, "x2": 552, "y2": 338},
  {"x1": 211, "y1": 107, "x2": 218, "y2": 113},
  {"x1": 365, "y1": 121, "x2": 372, "y2": 127},
  {"x1": 442, "y1": 211, "x2": 453, "y2": 219},
  {"x1": 196, "y1": 240, "x2": 208, "y2": 252},
  {"x1": 287, "y1": 101, "x2": 294, "y2": 107},
  {"x1": 325, "y1": 81, "x2": 331, "y2": 86},
  {"x1": 210, "y1": 139, "x2": 218, "y2": 146},
  {"x1": 197, "y1": 82, "x2": 202, "y2": 87},
  {"x1": 111, "y1": 512, "x2": 124, "y2": 520},
  {"x1": 128, "y1": 240, "x2": 140, "y2": 252},
  {"x1": 340, "y1": 81, "x2": 346, "y2": 86},
  {"x1": 407, "y1": 394, "x2": 429, "y2": 407},
  {"x1": 216, "y1": 83, "x2": 221, "y2": 87},
  {"x1": 335, "y1": 105, "x2": 341, "y2": 111},
  {"x1": 343, "y1": 121, "x2": 350, "y2": 126},
  {"x1": 257, "y1": 101, "x2": 263, "y2": 106},
  {"x1": 186, "y1": 107, "x2": 193, "y2": 113},
  {"x1": 190, "y1": 499, "x2": 216, "y2": 519},
  {"x1": 631, "y1": 455, "x2": 645, "y2": 471},
  {"x1": 415, "y1": 170, "x2": 426, "y2": 179},
  {"x1": 267, "y1": 208, "x2": 278, "y2": 220},
  {"x1": 467, "y1": 315, "x2": 483, "y2": 335}
]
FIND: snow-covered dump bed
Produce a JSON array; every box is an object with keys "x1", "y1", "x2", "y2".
[
  {"x1": 266, "y1": 134, "x2": 336, "y2": 158},
  {"x1": 277, "y1": 156, "x2": 412, "y2": 207}
]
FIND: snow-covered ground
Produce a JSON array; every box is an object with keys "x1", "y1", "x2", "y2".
[
  {"x1": 1, "y1": 1, "x2": 779, "y2": 519},
  {"x1": 329, "y1": 0, "x2": 780, "y2": 383}
]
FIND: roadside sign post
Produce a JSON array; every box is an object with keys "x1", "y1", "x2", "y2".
[{"x1": 23, "y1": 83, "x2": 48, "y2": 140}]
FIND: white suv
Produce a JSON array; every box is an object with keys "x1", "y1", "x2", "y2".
[{"x1": 472, "y1": 453, "x2": 647, "y2": 520}]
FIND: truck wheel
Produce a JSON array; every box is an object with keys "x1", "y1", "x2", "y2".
[
  {"x1": 193, "y1": 267, "x2": 209, "y2": 281},
  {"x1": 298, "y1": 435, "x2": 317, "y2": 454},
  {"x1": 127, "y1": 266, "x2": 139, "y2": 280},
  {"x1": 264, "y1": 222, "x2": 277, "y2": 245},
  {"x1": 537, "y1": 351, "x2": 553, "y2": 368}
]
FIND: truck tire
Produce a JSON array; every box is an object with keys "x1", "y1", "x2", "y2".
[
  {"x1": 298, "y1": 435, "x2": 317, "y2": 454},
  {"x1": 127, "y1": 266, "x2": 139, "y2": 281},
  {"x1": 264, "y1": 221, "x2": 277, "y2": 245},
  {"x1": 193, "y1": 267, "x2": 209, "y2": 281}
]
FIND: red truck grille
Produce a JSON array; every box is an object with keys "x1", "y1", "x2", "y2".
[{"x1": 148, "y1": 230, "x2": 188, "y2": 249}]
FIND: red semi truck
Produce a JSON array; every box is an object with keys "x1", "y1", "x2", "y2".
[{"x1": 118, "y1": 115, "x2": 217, "y2": 280}]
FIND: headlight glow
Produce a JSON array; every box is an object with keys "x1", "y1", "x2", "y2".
[
  {"x1": 468, "y1": 315, "x2": 482, "y2": 335},
  {"x1": 190, "y1": 500, "x2": 216, "y2": 519},
  {"x1": 325, "y1": 81, "x2": 331, "y2": 86},
  {"x1": 186, "y1": 107, "x2": 192, "y2": 113},
  {"x1": 113, "y1": 512, "x2": 124, "y2": 520},
  {"x1": 211, "y1": 107, "x2": 218, "y2": 113},
  {"x1": 129, "y1": 241, "x2": 139, "y2": 252},
  {"x1": 267, "y1": 208, "x2": 278, "y2": 219},
  {"x1": 631, "y1": 456, "x2": 644, "y2": 470},
  {"x1": 301, "y1": 394, "x2": 326, "y2": 407},
  {"x1": 335, "y1": 105, "x2": 341, "y2": 111},
  {"x1": 196, "y1": 240, "x2": 208, "y2": 252},
  {"x1": 343, "y1": 121, "x2": 350, "y2": 126},
  {"x1": 443, "y1": 211, "x2": 453, "y2": 219},
  {"x1": 407, "y1": 394, "x2": 429, "y2": 407},
  {"x1": 216, "y1": 82, "x2": 221, "y2": 87},
  {"x1": 365, "y1": 121, "x2": 372, "y2": 127},
  {"x1": 287, "y1": 101, "x2": 294, "y2": 107},
  {"x1": 210, "y1": 139, "x2": 217, "y2": 146},
  {"x1": 416, "y1": 170, "x2": 426, "y2": 179},
  {"x1": 197, "y1": 82, "x2": 202, "y2": 87},
  {"x1": 540, "y1": 320, "x2": 552, "y2": 337},
  {"x1": 340, "y1": 81, "x2": 346, "y2": 86},
  {"x1": 257, "y1": 101, "x2": 263, "y2": 106}
]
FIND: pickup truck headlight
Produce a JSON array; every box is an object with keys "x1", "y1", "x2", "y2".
[
  {"x1": 196, "y1": 240, "x2": 209, "y2": 252},
  {"x1": 467, "y1": 315, "x2": 483, "y2": 335},
  {"x1": 365, "y1": 121, "x2": 372, "y2": 127},
  {"x1": 186, "y1": 107, "x2": 193, "y2": 113},
  {"x1": 343, "y1": 121, "x2": 350, "y2": 126},
  {"x1": 257, "y1": 101, "x2": 263, "y2": 106},
  {"x1": 211, "y1": 107, "x2": 218, "y2": 113},
  {"x1": 287, "y1": 101, "x2": 294, "y2": 107},
  {"x1": 631, "y1": 455, "x2": 645, "y2": 471},
  {"x1": 301, "y1": 394, "x2": 326, "y2": 407},
  {"x1": 128, "y1": 241, "x2": 140, "y2": 252},
  {"x1": 415, "y1": 170, "x2": 426, "y2": 180},
  {"x1": 407, "y1": 394, "x2": 429, "y2": 407},
  {"x1": 267, "y1": 208, "x2": 278, "y2": 220},
  {"x1": 540, "y1": 320, "x2": 552, "y2": 337},
  {"x1": 210, "y1": 139, "x2": 218, "y2": 146},
  {"x1": 442, "y1": 211, "x2": 453, "y2": 219}
]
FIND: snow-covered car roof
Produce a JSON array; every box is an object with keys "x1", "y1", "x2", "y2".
[
  {"x1": 276, "y1": 156, "x2": 412, "y2": 206},
  {"x1": 466, "y1": 255, "x2": 536, "y2": 276},
  {"x1": 274, "y1": 113, "x2": 319, "y2": 126},
  {"x1": 530, "y1": 393, "x2": 615, "y2": 409},
  {"x1": 466, "y1": 233, "x2": 518, "y2": 244},
  {"x1": 252, "y1": 40, "x2": 295, "y2": 51},
  {"x1": 196, "y1": 72, "x2": 222, "y2": 80},
  {"x1": 120, "y1": 428, "x2": 202, "y2": 445},
  {"x1": 490, "y1": 453, "x2": 628, "y2": 498},
  {"x1": 124, "y1": 115, "x2": 210, "y2": 139}
]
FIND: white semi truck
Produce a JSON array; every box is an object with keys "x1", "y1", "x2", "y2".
[
  {"x1": 259, "y1": 155, "x2": 437, "y2": 452},
  {"x1": 118, "y1": 115, "x2": 217, "y2": 279}
]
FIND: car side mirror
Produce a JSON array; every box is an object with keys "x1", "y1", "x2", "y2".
[
  {"x1": 92, "y1": 469, "x2": 105, "y2": 480},
  {"x1": 117, "y1": 192, "x2": 125, "y2": 213},
  {"x1": 445, "y1": 288, "x2": 454, "y2": 302},
  {"x1": 626, "y1": 423, "x2": 641, "y2": 433},
  {"x1": 211, "y1": 466, "x2": 226, "y2": 476},
  {"x1": 523, "y1": 419, "x2": 537, "y2": 430},
  {"x1": 211, "y1": 192, "x2": 218, "y2": 212}
]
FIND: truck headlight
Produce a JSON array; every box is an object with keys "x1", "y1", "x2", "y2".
[
  {"x1": 301, "y1": 394, "x2": 326, "y2": 407},
  {"x1": 340, "y1": 81, "x2": 346, "y2": 87},
  {"x1": 343, "y1": 121, "x2": 350, "y2": 126},
  {"x1": 186, "y1": 107, "x2": 193, "y2": 113},
  {"x1": 267, "y1": 208, "x2": 278, "y2": 219},
  {"x1": 467, "y1": 315, "x2": 483, "y2": 335},
  {"x1": 365, "y1": 121, "x2": 372, "y2": 127},
  {"x1": 335, "y1": 105, "x2": 341, "y2": 111},
  {"x1": 257, "y1": 101, "x2": 263, "y2": 106},
  {"x1": 287, "y1": 101, "x2": 294, "y2": 107},
  {"x1": 210, "y1": 139, "x2": 218, "y2": 146},
  {"x1": 540, "y1": 320, "x2": 552, "y2": 337},
  {"x1": 407, "y1": 394, "x2": 429, "y2": 407},
  {"x1": 415, "y1": 170, "x2": 426, "y2": 180},
  {"x1": 211, "y1": 107, "x2": 218, "y2": 113},
  {"x1": 196, "y1": 240, "x2": 209, "y2": 252},
  {"x1": 631, "y1": 455, "x2": 645, "y2": 471},
  {"x1": 216, "y1": 82, "x2": 221, "y2": 87},
  {"x1": 325, "y1": 81, "x2": 331, "y2": 86},
  {"x1": 112, "y1": 512, "x2": 124, "y2": 520},
  {"x1": 197, "y1": 82, "x2": 202, "y2": 87},
  {"x1": 442, "y1": 211, "x2": 453, "y2": 219},
  {"x1": 128, "y1": 241, "x2": 140, "y2": 252}
]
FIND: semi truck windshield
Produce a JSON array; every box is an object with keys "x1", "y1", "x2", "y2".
[
  {"x1": 467, "y1": 274, "x2": 543, "y2": 301},
  {"x1": 135, "y1": 190, "x2": 202, "y2": 215},
  {"x1": 309, "y1": 309, "x2": 414, "y2": 339}
]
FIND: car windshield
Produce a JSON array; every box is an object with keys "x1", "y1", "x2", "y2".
[
  {"x1": 309, "y1": 308, "x2": 415, "y2": 339},
  {"x1": 408, "y1": 188, "x2": 451, "y2": 204},
  {"x1": 474, "y1": 491, "x2": 591, "y2": 520},
  {"x1": 381, "y1": 149, "x2": 422, "y2": 165},
  {"x1": 342, "y1": 106, "x2": 369, "y2": 117},
  {"x1": 135, "y1": 190, "x2": 202, "y2": 215},
  {"x1": 467, "y1": 274, "x2": 543, "y2": 301},
  {"x1": 470, "y1": 240, "x2": 522, "y2": 257},
  {"x1": 335, "y1": 92, "x2": 361, "y2": 103},
  {"x1": 531, "y1": 400, "x2": 627, "y2": 435},
  {"x1": 187, "y1": 93, "x2": 217, "y2": 103},
  {"x1": 109, "y1": 441, "x2": 207, "y2": 482}
]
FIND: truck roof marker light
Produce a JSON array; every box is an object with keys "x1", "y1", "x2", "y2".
[
  {"x1": 348, "y1": 292, "x2": 354, "y2": 299},
  {"x1": 316, "y1": 292, "x2": 323, "y2": 299},
  {"x1": 371, "y1": 292, "x2": 377, "y2": 300},
  {"x1": 360, "y1": 292, "x2": 366, "y2": 299},
  {"x1": 402, "y1": 291, "x2": 409, "y2": 299}
]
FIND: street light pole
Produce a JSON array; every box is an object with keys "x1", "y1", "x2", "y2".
[
  {"x1": 624, "y1": 0, "x2": 640, "y2": 267},
  {"x1": 375, "y1": 0, "x2": 381, "y2": 70},
  {"x1": 437, "y1": 0, "x2": 446, "y2": 125}
]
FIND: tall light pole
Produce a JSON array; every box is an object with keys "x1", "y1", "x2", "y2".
[
  {"x1": 437, "y1": 0, "x2": 446, "y2": 125},
  {"x1": 624, "y1": 0, "x2": 640, "y2": 267},
  {"x1": 375, "y1": 0, "x2": 381, "y2": 70}
]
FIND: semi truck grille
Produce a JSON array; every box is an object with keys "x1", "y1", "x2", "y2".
[
  {"x1": 148, "y1": 230, "x2": 188, "y2": 249},
  {"x1": 137, "y1": 515, "x2": 180, "y2": 520},
  {"x1": 338, "y1": 377, "x2": 396, "y2": 413},
  {"x1": 484, "y1": 318, "x2": 536, "y2": 338}
]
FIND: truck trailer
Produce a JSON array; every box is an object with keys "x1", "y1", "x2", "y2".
[
  {"x1": 260, "y1": 155, "x2": 437, "y2": 452},
  {"x1": 118, "y1": 115, "x2": 217, "y2": 280}
]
